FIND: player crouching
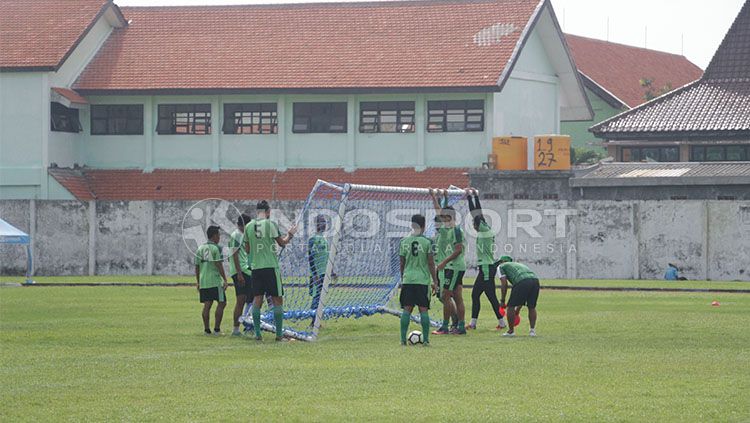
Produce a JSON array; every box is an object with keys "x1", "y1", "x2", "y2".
[
  {"x1": 399, "y1": 214, "x2": 440, "y2": 346},
  {"x1": 497, "y1": 256, "x2": 540, "y2": 337}
]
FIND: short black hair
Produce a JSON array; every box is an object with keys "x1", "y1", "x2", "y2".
[
  {"x1": 238, "y1": 214, "x2": 251, "y2": 227},
  {"x1": 257, "y1": 200, "x2": 270, "y2": 212},
  {"x1": 442, "y1": 206, "x2": 456, "y2": 220},
  {"x1": 316, "y1": 214, "x2": 327, "y2": 232},
  {"x1": 206, "y1": 225, "x2": 220, "y2": 239},
  {"x1": 411, "y1": 214, "x2": 426, "y2": 229}
]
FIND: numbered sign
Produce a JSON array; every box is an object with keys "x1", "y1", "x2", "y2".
[
  {"x1": 533, "y1": 135, "x2": 571, "y2": 171},
  {"x1": 492, "y1": 136, "x2": 528, "y2": 170}
]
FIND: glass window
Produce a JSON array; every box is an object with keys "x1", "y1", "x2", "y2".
[
  {"x1": 359, "y1": 101, "x2": 415, "y2": 133},
  {"x1": 662, "y1": 147, "x2": 679, "y2": 162},
  {"x1": 427, "y1": 100, "x2": 484, "y2": 132},
  {"x1": 705, "y1": 146, "x2": 724, "y2": 161},
  {"x1": 690, "y1": 146, "x2": 705, "y2": 161},
  {"x1": 293, "y1": 102, "x2": 347, "y2": 133},
  {"x1": 622, "y1": 147, "x2": 679, "y2": 162},
  {"x1": 50, "y1": 102, "x2": 82, "y2": 133},
  {"x1": 222, "y1": 103, "x2": 277, "y2": 135},
  {"x1": 156, "y1": 104, "x2": 211, "y2": 135},
  {"x1": 726, "y1": 146, "x2": 747, "y2": 161},
  {"x1": 90, "y1": 105, "x2": 143, "y2": 135}
]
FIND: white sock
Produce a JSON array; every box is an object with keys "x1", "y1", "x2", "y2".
[
  {"x1": 470, "y1": 318, "x2": 477, "y2": 326},
  {"x1": 232, "y1": 326, "x2": 240, "y2": 334}
]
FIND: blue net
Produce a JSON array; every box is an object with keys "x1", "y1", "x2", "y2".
[{"x1": 243, "y1": 180, "x2": 467, "y2": 340}]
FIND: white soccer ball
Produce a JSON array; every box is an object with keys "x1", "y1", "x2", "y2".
[{"x1": 407, "y1": 330, "x2": 423, "y2": 345}]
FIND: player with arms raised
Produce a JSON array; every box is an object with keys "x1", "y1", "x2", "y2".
[
  {"x1": 243, "y1": 200, "x2": 297, "y2": 341},
  {"x1": 399, "y1": 214, "x2": 439, "y2": 346},
  {"x1": 429, "y1": 189, "x2": 460, "y2": 334}
]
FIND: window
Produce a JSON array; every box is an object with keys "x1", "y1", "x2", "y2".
[
  {"x1": 427, "y1": 100, "x2": 484, "y2": 132},
  {"x1": 621, "y1": 146, "x2": 679, "y2": 162},
  {"x1": 293, "y1": 102, "x2": 347, "y2": 133},
  {"x1": 90, "y1": 105, "x2": 143, "y2": 135},
  {"x1": 50, "y1": 102, "x2": 81, "y2": 133},
  {"x1": 359, "y1": 101, "x2": 415, "y2": 133},
  {"x1": 222, "y1": 103, "x2": 277, "y2": 135},
  {"x1": 513, "y1": 193, "x2": 529, "y2": 200},
  {"x1": 691, "y1": 145, "x2": 749, "y2": 161},
  {"x1": 156, "y1": 104, "x2": 211, "y2": 135}
]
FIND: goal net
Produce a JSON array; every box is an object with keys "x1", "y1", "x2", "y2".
[{"x1": 242, "y1": 180, "x2": 467, "y2": 341}]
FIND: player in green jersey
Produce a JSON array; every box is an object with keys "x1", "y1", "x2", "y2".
[
  {"x1": 194, "y1": 225, "x2": 229, "y2": 335},
  {"x1": 466, "y1": 188, "x2": 506, "y2": 331},
  {"x1": 229, "y1": 214, "x2": 253, "y2": 336},
  {"x1": 497, "y1": 256, "x2": 540, "y2": 337},
  {"x1": 399, "y1": 214, "x2": 440, "y2": 346},
  {"x1": 243, "y1": 200, "x2": 297, "y2": 341},
  {"x1": 434, "y1": 203, "x2": 467, "y2": 335},
  {"x1": 429, "y1": 189, "x2": 459, "y2": 332},
  {"x1": 308, "y1": 215, "x2": 331, "y2": 326}
]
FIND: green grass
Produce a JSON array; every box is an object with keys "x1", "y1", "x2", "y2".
[{"x1": 1, "y1": 285, "x2": 749, "y2": 422}]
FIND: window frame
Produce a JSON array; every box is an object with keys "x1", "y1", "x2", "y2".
[
  {"x1": 427, "y1": 100, "x2": 484, "y2": 133},
  {"x1": 359, "y1": 101, "x2": 415, "y2": 134},
  {"x1": 50, "y1": 102, "x2": 82, "y2": 133},
  {"x1": 156, "y1": 104, "x2": 212, "y2": 135},
  {"x1": 621, "y1": 146, "x2": 679, "y2": 162},
  {"x1": 691, "y1": 145, "x2": 749, "y2": 162},
  {"x1": 292, "y1": 102, "x2": 348, "y2": 134},
  {"x1": 222, "y1": 103, "x2": 278, "y2": 135},
  {"x1": 90, "y1": 104, "x2": 144, "y2": 136}
]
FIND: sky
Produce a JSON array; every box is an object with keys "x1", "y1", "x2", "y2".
[{"x1": 116, "y1": 0, "x2": 745, "y2": 70}]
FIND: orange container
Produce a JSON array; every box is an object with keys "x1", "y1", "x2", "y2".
[
  {"x1": 492, "y1": 137, "x2": 528, "y2": 170},
  {"x1": 533, "y1": 135, "x2": 571, "y2": 170}
]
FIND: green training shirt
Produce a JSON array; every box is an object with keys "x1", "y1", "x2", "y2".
[
  {"x1": 498, "y1": 262, "x2": 537, "y2": 285},
  {"x1": 444, "y1": 226, "x2": 466, "y2": 271},
  {"x1": 399, "y1": 235, "x2": 434, "y2": 286},
  {"x1": 434, "y1": 226, "x2": 451, "y2": 264},
  {"x1": 194, "y1": 242, "x2": 223, "y2": 289},
  {"x1": 228, "y1": 229, "x2": 250, "y2": 276},
  {"x1": 308, "y1": 233, "x2": 329, "y2": 275},
  {"x1": 476, "y1": 221, "x2": 496, "y2": 266},
  {"x1": 244, "y1": 218, "x2": 281, "y2": 270}
]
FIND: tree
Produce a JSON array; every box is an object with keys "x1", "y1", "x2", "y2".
[
  {"x1": 640, "y1": 78, "x2": 673, "y2": 102},
  {"x1": 570, "y1": 147, "x2": 605, "y2": 165}
]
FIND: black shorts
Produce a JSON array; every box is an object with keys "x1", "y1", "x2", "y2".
[
  {"x1": 443, "y1": 269, "x2": 465, "y2": 291},
  {"x1": 400, "y1": 284, "x2": 430, "y2": 309},
  {"x1": 251, "y1": 268, "x2": 283, "y2": 297},
  {"x1": 199, "y1": 287, "x2": 226, "y2": 303},
  {"x1": 232, "y1": 272, "x2": 253, "y2": 298},
  {"x1": 507, "y1": 278, "x2": 540, "y2": 308}
]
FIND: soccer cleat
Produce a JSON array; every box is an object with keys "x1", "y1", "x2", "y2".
[
  {"x1": 231, "y1": 330, "x2": 243, "y2": 337},
  {"x1": 466, "y1": 323, "x2": 476, "y2": 330},
  {"x1": 423, "y1": 342, "x2": 430, "y2": 347},
  {"x1": 452, "y1": 328, "x2": 467, "y2": 335},
  {"x1": 502, "y1": 332, "x2": 515, "y2": 337},
  {"x1": 204, "y1": 329, "x2": 212, "y2": 336},
  {"x1": 254, "y1": 335, "x2": 263, "y2": 341},
  {"x1": 275, "y1": 336, "x2": 290, "y2": 342},
  {"x1": 401, "y1": 341, "x2": 407, "y2": 346},
  {"x1": 529, "y1": 329, "x2": 536, "y2": 337},
  {"x1": 497, "y1": 319, "x2": 507, "y2": 329},
  {"x1": 431, "y1": 327, "x2": 450, "y2": 335}
]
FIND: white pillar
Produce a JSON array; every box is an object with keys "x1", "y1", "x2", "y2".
[
  {"x1": 277, "y1": 95, "x2": 287, "y2": 171},
  {"x1": 346, "y1": 94, "x2": 356, "y2": 171},
  {"x1": 88, "y1": 200, "x2": 96, "y2": 276},
  {"x1": 144, "y1": 96, "x2": 154, "y2": 172},
  {"x1": 415, "y1": 94, "x2": 426, "y2": 171},
  {"x1": 211, "y1": 95, "x2": 220, "y2": 172}
]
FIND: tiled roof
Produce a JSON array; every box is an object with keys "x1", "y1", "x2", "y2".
[
  {"x1": 49, "y1": 168, "x2": 469, "y2": 201},
  {"x1": 52, "y1": 87, "x2": 88, "y2": 105},
  {"x1": 74, "y1": 0, "x2": 542, "y2": 92},
  {"x1": 592, "y1": 0, "x2": 750, "y2": 138},
  {"x1": 0, "y1": 0, "x2": 115, "y2": 70},
  {"x1": 565, "y1": 34, "x2": 703, "y2": 108},
  {"x1": 571, "y1": 162, "x2": 750, "y2": 187}
]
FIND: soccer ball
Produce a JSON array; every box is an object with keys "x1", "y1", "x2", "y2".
[{"x1": 407, "y1": 330, "x2": 423, "y2": 345}]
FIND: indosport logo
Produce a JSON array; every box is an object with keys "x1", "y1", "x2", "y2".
[{"x1": 182, "y1": 199, "x2": 243, "y2": 262}]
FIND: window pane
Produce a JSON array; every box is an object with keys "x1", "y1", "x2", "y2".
[
  {"x1": 726, "y1": 146, "x2": 746, "y2": 161},
  {"x1": 662, "y1": 147, "x2": 679, "y2": 162},
  {"x1": 706, "y1": 146, "x2": 724, "y2": 161},
  {"x1": 643, "y1": 148, "x2": 660, "y2": 161},
  {"x1": 691, "y1": 147, "x2": 705, "y2": 161},
  {"x1": 622, "y1": 148, "x2": 633, "y2": 162}
]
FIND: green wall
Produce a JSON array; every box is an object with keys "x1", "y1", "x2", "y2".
[{"x1": 561, "y1": 87, "x2": 623, "y2": 152}]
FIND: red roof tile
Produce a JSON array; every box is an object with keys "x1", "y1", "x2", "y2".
[
  {"x1": 566, "y1": 34, "x2": 703, "y2": 108},
  {"x1": 74, "y1": 0, "x2": 542, "y2": 92},
  {"x1": 50, "y1": 168, "x2": 469, "y2": 201},
  {"x1": 0, "y1": 0, "x2": 114, "y2": 70},
  {"x1": 52, "y1": 87, "x2": 88, "y2": 104}
]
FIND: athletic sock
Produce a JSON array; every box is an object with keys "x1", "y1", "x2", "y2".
[
  {"x1": 204, "y1": 328, "x2": 211, "y2": 335},
  {"x1": 441, "y1": 319, "x2": 450, "y2": 330},
  {"x1": 273, "y1": 306, "x2": 284, "y2": 338},
  {"x1": 400, "y1": 311, "x2": 411, "y2": 344},
  {"x1": 458, "y1": 320, "x2": 465, "y2": 331},
  {"x1": 252, "y1": 306, "x2": 261, "y2": 337},
  {"x1": 451, "y1": 314, "x2": 459, "y2": 327},
  {"x1": 470, "y1": 318, "x2": 477, "y2": 326},
  {"x1": 420, "y1": 312, "x2": 430, "y2": 343}
]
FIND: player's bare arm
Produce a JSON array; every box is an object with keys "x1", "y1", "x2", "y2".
[
  {"x1": 275, "y1": 223, "x2": 298, "y2": 247},
  {"x1": 194, "y1": 265, "x2": 200, "y2": 291},
  {"x1": 437, "y1": 242, "x2": 463, "y2": 271}
]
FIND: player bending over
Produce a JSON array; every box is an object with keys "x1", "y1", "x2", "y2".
[
  {"x1": 308, "y1": 215, "x2": 329, "y2": 325},
  {"x1": 497, "y1": 256, "x2": 540, "y2": 337},
  {"x1": 243, "y1": 200, "x2": 297, "y2": 341},
  {"x1": 399, "y1": 214, "x2": 440, "y2": 346},
  {"x1": 195, "y1": 225, "x2": 229, "y2": 335},
  {"x1": 228, "y1": 214, "x2": 253, "y2": 336},
  {"x1": 434, "y1": 205, "x2": 467, "y2": 335},
  {"x1": 429, "y1": 189, "x2": 459, "y2": 333},
  {"x1": 465, "y1": 188, "x2": 506, "y2": 331}
]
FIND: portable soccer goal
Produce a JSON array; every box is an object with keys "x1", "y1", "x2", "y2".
[{"x1": 243, "y1": 180, "x2": 467, "y2": 341}]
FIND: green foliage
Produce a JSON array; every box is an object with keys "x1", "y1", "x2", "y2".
[
  {"x1": 570, "y1": 147, "x2": 605, "y2": 165},
  {"x1": 641, "y1": 78, "x2": 674, "y2": 101},
  {"x1": 1, "y1": 284, "x2": 749, "y2": 421}
]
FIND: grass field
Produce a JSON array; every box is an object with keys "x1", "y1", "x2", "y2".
[{"x1": 1, "y1": 282, "x2": 749, "y2": 421}]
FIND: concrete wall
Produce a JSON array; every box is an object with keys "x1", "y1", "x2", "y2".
[{"x1": 1, "y1": 199, "x2": 748, "y2": 281}]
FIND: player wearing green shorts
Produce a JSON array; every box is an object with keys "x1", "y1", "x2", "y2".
[
  {"x1": 399, "y1": 214, "x2": 439, "y2": 346},
  {"x1": 194, "y1": 225, "x2": 229, "y2": 335},
  {"x1": 498, "y1": 256, "x2": 540, "y2": 337},
  {"x1": 229, "y1": 214, "x2": 253, "y2": 336},
  {"x1": 243, "y1": 200, "x2": 297, "y2": 342},
  {"x1": 429, "y1": 189, "x2": 459, "y2": 332},
  {"x1": 435, "y1": 206, "x2": 467, "y2": 335}
]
